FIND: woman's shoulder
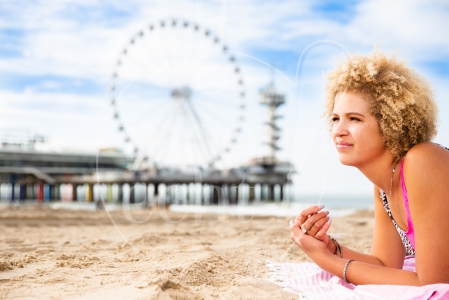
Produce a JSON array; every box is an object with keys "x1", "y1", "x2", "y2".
[
  {"x1": 403, "y1": 142, "x2": 449, "y2": 182},
  {"x1": 404, "y1": 142, "x2": 449, "y2": 163}
]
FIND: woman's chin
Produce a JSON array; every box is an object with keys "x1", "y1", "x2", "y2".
[{"x1": 338, "y1": 155, "x2": 355, "y2": 166}]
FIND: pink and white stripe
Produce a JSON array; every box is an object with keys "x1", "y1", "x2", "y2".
[{"x1": 266, "y1": 257, "x2": 449, "y2": 300}]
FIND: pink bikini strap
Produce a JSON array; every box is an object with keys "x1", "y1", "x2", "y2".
[{"x1": 400, "y1": 158, "x2": 414, "y2": 237}]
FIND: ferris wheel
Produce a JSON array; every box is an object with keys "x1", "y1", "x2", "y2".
[{"x1": 109, "y1": 19, "x2": 246, "y2": 170}]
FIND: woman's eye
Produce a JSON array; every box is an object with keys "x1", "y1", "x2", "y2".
[
  {"x1": 350, "y1": 117, "x2": 360, "y2": 122},
  {"x1": 331, "y1": 117, "x2": 339, "y2": 122}
]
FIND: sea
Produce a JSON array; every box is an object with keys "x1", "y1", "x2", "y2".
[
  {"x1": 169, "y1": 194, "x2": 374, "y2": 218},
  {"x1": 2, "y1": 193, "x2": 374, "y2": 218}
]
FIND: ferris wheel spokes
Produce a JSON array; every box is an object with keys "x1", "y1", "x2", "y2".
[
  {"x1": 132, "y1": 88, "x2": 216, "y2": 169},
  {"x1": 130, "y1": 98, "x2": 179, "y2": 170},
  {"x1": 110, "y1": 18, "x2": 246, "y2": 169}
]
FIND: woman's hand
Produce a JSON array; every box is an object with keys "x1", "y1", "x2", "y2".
[
  {"x1": 293, "y1": 205, "x2": 332, "y2": 251},
  {"x1": 290, "y1": 218, "x2": 333, "y2": 262}
]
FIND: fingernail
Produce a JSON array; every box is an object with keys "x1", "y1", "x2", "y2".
[
  {"x1": 327, "y1": 218, "x2": 332, "y2": 225},
  {"x1": 289, "y1": 220, "x2": 294, "y2": 226},
  {"x1": 318, "y1": 205, "x2": 325, "y2": 209},
  {"x1": 325, "y1": 211, "x2": 329, "y2": 215}
]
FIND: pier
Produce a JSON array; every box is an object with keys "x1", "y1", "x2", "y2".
[{"x1": 0, "y1": 148, "x2": 293, "y2": 204}]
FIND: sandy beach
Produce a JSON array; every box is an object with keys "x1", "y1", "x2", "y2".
[{"x1": 0, "y1": 203, "x2": 374, "y2": 299}]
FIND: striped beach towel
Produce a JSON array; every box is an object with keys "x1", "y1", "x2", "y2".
[{"x1": 266, "y1": 257, "x2": 449, "y2": 299}]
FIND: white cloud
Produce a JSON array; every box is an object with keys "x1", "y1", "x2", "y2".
[{"x1": 1, "y1": 0, "x2": 448, "y2": 196}]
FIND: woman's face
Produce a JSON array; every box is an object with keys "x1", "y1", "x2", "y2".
[{"x1": 331, "y1": 91, "x2": 389, "y2": 167}]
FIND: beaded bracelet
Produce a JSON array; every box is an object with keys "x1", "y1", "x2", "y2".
[
  {"x1": 332, "y1": 238, "x2": 338, "y2": 255},
  {"x1": 336, "y1": 240, "x2": 342, "y2": 258},
  {"x1": 343, "y1": 259, "x2": 354, "y2": 284},
  {"x1": 330, "y1": 236, "x2": 342, "y2": 258}
]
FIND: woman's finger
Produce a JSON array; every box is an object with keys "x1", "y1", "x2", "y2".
[
  {"x1": 296, "y1": 205, "x2": 325, "y2": 225},
  {"x1": 314, "y1": 218, "x2": 332, "y2": 240},
  {"x1": 302, "y1": 210, "x2": 329, "y2": 235},
  {"x1": 290, "y1": 220, "x2": 303, "y2": 244}
]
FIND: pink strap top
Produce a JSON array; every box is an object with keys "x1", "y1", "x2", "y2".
[
  {"x1": 382, "y1": 144, "x2": 448, "y2": 256},
  {"x1": 381, "y1": 159, "x2": 415, "y2": 256},
  {"x1": 400, "y1": 158, "x2": 416, "y2": 250}
]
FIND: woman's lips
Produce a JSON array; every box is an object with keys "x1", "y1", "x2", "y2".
[{"x1": 336, "y1": 141, "x2": 353, "y2": 150}]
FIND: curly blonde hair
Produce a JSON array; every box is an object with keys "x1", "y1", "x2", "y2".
[{"x1": 324, "y1": 49, "x2": 438, "y2": 159}]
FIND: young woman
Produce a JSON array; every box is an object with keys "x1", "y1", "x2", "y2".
[{"x1": 290, "y1": 50, "x2": 449, "y2": 286}]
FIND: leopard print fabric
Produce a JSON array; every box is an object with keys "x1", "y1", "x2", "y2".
[{"x1": 380, "y1": 191, "x2": 415, "y2": 256}]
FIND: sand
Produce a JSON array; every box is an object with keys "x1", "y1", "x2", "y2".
[{"x1": 0, "y1": 203, "x2": 374, "y2": 299}]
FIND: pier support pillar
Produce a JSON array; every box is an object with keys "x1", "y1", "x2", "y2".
[
  {"x1": 212, "y1": 185, "x2": 219, "y2": 205},
  {"x1": 270, "y1": 185, "x2": 275, "y2": 201},
  {"x1": 235, "y1": 185, "x2": 239, "y2": 203},
  {"x1": 117, "y1": 184, "x2": 123, "y2": 203},
  {"x1": 49, "y1": 184, "x2": 54, "y2": 201},
  {"x1": 154, "y1": 183, "x2": 159, "y2": 197},
  {"x1": 106, "y1": 184, "x2": 113, "y2": 202},
  {"x1": 202, "y1": 184, "x2": 206, "y2": 205},
  {"x1": 249, "y1": 184, "x2": 255, "y2": 202},
  {"x1": 19, "y1": 185, "x2": 25, "y2": 202},
  {"x1": 30, "y1": 184, "x2": 36, "y2": 200},
  {"x1": 54, "y1": 184, "x2": 61, "y2": 201},
  {"x1": 86, "y1": 184, "x2": 93, "y2": 202},
  {"x1": 144, "y1": 184, "x2": 150, "y2": 206},
  {"x1": 49, "y1": 185, "x2": 55, "y2": 201},
  {"x1": 167, "y1": 184, "x2": 173, "y2": 205},
  {"x1": 25, "y1": 184, "x2": 30, "y2": 200},
  {"x1": 186, "y1": 184, "x2": 191, "y2": 204},
  {"x1": 9, "y1": 175, "x2": 16, "y2": 202},
  {"x1": 152, "y1": 183, "x2": 160, "y2": 206},
  {"x1": 129, "y1": 184, "x2": 135, "y2": 204},
  {"x1": 72, "y1": 184, "x2": 77, "y2": 201},
  {"x1": 44, "y1": 184, "x2": 51, "y2": 202},
  {"x1": 224, "y1": 184, "x2": 230, "y2": 204},
  {"x1": 37, "y1": 183, "x2": 44, "y2": 203},
  {"x1": 220, "y1": 184, "x2": 226, "y2": 205},
  {"x1": 228, "y1": 184, "x2": 235, "y2": 204}
]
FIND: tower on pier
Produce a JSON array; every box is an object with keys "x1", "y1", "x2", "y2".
[{"x1": 258, "y1": 82, "x2": 285, "y2": 163}]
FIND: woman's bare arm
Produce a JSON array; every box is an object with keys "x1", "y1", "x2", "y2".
[
  {"x1": 368, "y1": 186, "x2": 406, "y2": 268},
  {"x1": 291, "y1": 142, "x2": 449, "y2": 285},
  {"x1": 403, "y1": 142, "x2": 449, "y2": 284}
]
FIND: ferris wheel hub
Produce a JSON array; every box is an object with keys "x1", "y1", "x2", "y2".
[{"x1": 171, "y1": 86, "x2": 192, "y2": 99}]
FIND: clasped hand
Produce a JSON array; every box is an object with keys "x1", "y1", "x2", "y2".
[{"x1": 290, "y1": 205, "x2": 333, "y2": 257}]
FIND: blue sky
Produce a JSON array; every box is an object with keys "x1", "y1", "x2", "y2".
[{"x1": 0, "y1": 0, "x2": 448, "y2": 197}]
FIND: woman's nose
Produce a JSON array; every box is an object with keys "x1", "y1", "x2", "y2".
[{"x1": 332, "y1": 120, "x2": 349, "y2": 137}]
